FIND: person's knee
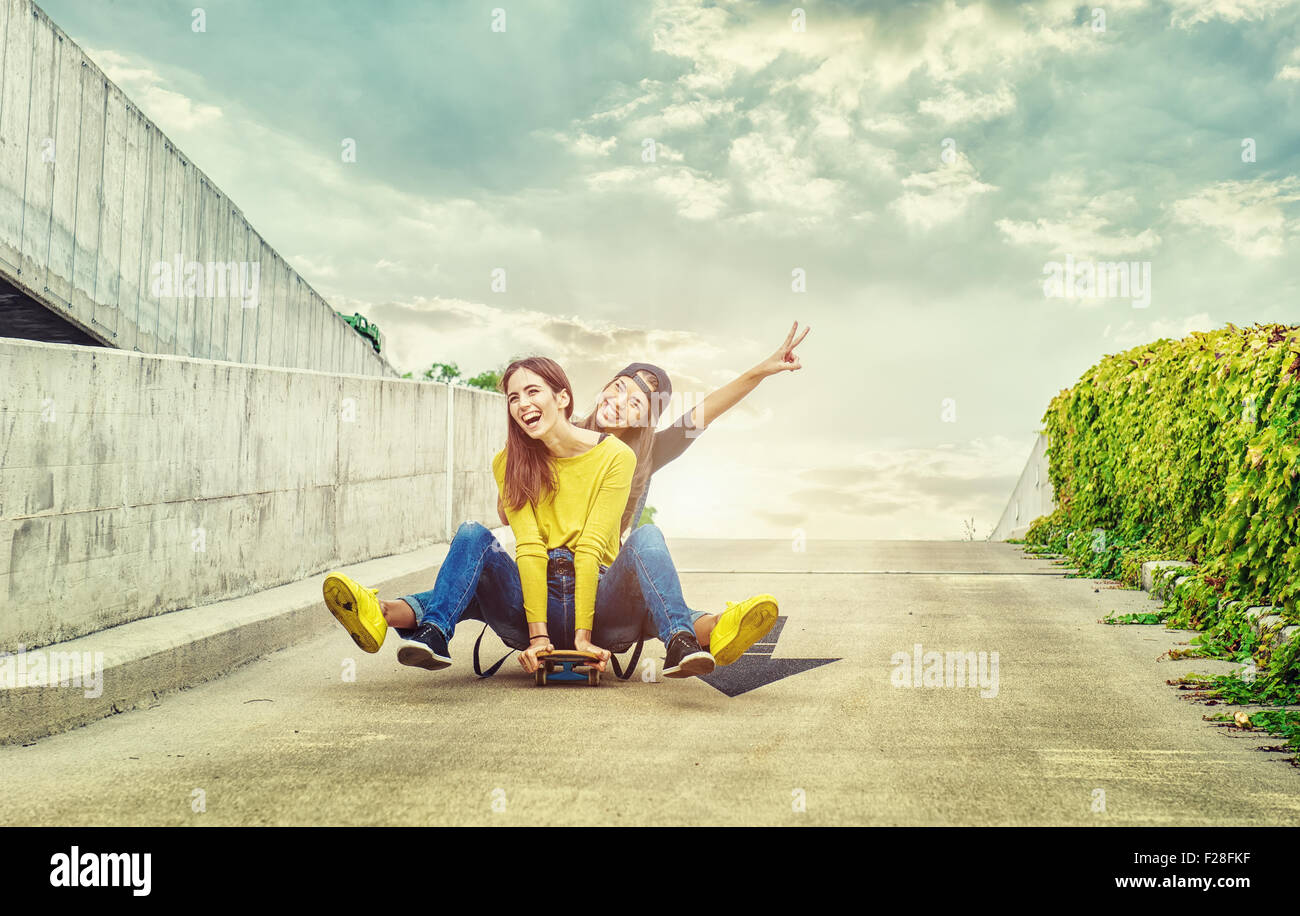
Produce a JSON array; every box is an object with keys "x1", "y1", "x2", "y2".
[
  {"x1": 455, "y1": 520, "x2": 491, "y2": 543},
  {"x1": 625, "y1": 523, "x2": 665, "y2": 554}
]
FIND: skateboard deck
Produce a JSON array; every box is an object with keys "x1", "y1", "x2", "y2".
[{"x1": 535, "y1": 649, "x2": 602, "y2": 686}]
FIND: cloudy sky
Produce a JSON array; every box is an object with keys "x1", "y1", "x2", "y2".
[{"x1": 41, "y1": 0, "x2": 1300, "y2": 539}]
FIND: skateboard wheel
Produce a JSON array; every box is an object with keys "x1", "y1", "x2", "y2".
[
  {"x1": 587, "y1": 670, "x2": 599, "y2": 686},
  {"x1": 535, "y1": 667, "x2": 546, "y2": 686}
]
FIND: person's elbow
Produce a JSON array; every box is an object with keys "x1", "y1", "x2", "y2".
[{"x1": 687, "y1": 404, "x2": 711, "y2": 432}]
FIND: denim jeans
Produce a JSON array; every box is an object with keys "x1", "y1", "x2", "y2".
[
  {"x1": 397, "y1": 521, "x2": 705, "y2": 653},
  {"x1": 591, "y1": 523, "x2": 701, "y2": 652}
]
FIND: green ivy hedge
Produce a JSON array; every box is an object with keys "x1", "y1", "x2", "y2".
[{"x1": 1024, "y1": 322, "x2": 1300, "y2": 675}]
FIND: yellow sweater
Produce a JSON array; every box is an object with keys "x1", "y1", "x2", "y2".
[{"x1": 491, "y1": 435, "x2": 635, "y2": 631}]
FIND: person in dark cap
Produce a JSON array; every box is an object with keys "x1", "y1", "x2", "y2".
[
  {"x1": 576, "y1": 361, "x2": 675, "y2": 534},
  {"x1": 602, "y1": 323, "x2": 809, "y2": 542}
]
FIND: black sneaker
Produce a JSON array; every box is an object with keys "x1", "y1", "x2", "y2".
[
  {"x1": 396, "y1": 622, "x2": 452, "y2": 670},
  {"x1": 662, "y1": 631, "x2": 714, "y2": 678}
]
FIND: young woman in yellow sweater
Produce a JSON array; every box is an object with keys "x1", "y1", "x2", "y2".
[
  {"x1": 323, "y1": 356, "x2": 715, "y2": 679},
  {"x1": 493, "y1": 324, "x2": 808, "y2": 667}
]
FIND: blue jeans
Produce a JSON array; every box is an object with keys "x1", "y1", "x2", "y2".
[
  {"x1": 397, "y1": 522, "x2": 704, "y2": 653},
  {"x1": 591, "y1": 524, "x2": 703, "y2": 651}
]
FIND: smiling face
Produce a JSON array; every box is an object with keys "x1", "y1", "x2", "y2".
[
  {"x1": 506, "y1": 367, "x2": 570, "y2": 439},
  {"x1": 594, "y1": 375, "x2": 652, "y2": 430}
]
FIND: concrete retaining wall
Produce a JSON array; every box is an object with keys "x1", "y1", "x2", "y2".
[
  {"x1": 0, "y1": 0, "x2": 393, "y2": 376},
  {"x1": 991, "y1": 431, "x2": 1055, "y2": 541},
  {"x1": 0, "y1": 337, "x2": 503, "y2": 649}
]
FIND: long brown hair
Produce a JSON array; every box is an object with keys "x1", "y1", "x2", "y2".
[
  {"x1": 575, "y1": 368, "x2": 662, "y2": 534},
  {"x1": 499, "y1": 356, "x2": 575, "y2": 512}
]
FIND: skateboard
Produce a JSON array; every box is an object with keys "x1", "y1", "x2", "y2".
[{"x1": 534, "y1": 649, "x2": 602, "y2": 686}]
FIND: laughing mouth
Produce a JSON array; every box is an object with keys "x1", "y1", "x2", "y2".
[{"x1": 520, "y1": 408, "x2": 542, "y2": 430}]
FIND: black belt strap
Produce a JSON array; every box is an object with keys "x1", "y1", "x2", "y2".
[
  {"x1": 473, "y1": 624, "x2": 516, "y2": 678},
  {"x1": 474, "y1": 624, "x2": 644, "y2": 681},
  {"x1": 609, "y1": 637, "x2": 645, "y2": 681}
]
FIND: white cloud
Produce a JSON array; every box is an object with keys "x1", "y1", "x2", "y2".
[
  {"x1": 651, "y1": 167, "x2": 730, "y2": 220},
  {"x1": 997, "y1": 186, "x2": 1161, "y2": 258},
  {"x1": 584, "y1": 1, "x2": 1123, "y2": 236},
  {"x1": 917, "y1": 83, "x2": 1017, "y2": 123},
  {"x1": 648, "y1": 0, "x2": 796, "y2": 92},
  {"x1": 585, "y1": 162, "x2": 728, "y2": 219},
  {"x1": 1168, "y1": 176, "x2": 1300, "y2": 259},
  {"x1": 652, "y1": 142, "x2": 686, "y2": 163},
  {"x1": 727, "y1": 131, "x2": 843, "y2": 214},
  {"x1": 868, "y1": 0, "x2": 1100, "y2": 91},
  {"x1": 335, "y1": 292, "x2": 733, "y2": 409},
  {"x1": 632, "y1": 97, "x2": 738, "y2": 134},
  {"x1": 79, "y1": 3, "x2": 1300, "y2": 544},
  {"x1": 777, "y1": 27, "x2": 876, "y2": 114},
  {"x1": 290, "y1": 254, "x2": 338, "y2": 278},
  {"x1": 705, "y1": 433, "x2": 1034, "y2": 540},
  {"x1": 1276, "y1": 45, "x2": 1300, "y2": 81},
  {"x1": 87, "y1": 48, "x2": 223, "y2": 132},
  {"x1": 1102, "y1": 312, "x2": 1217, "y2": 351},
  {"x1": 860, "y1": 114, "x2": 913, "y2": 136},
  {"x1": 587, "y1": 81, "x2": 664, "y2": 122},
  {"x1": 1167, "y1": 0, "x2": 1294, "y2": 28},
  {"x1": 537, "y1": 128, "x2": 619, "y2": 157},
  {"x1": 891, "y1": 151, "x2": 997, "y2": 231},
  {"x1": 585, "y1": 166, "x2": 642, "y2": 191}
]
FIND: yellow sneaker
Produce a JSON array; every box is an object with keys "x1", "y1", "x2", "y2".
[
  {"x1": 708, "y1": 594, "x2": 778, "y2": 666},
  {"x1": 322, "y1": 571, "x2": 387, "y2": 653}
]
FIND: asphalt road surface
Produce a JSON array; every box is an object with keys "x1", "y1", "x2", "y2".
[{"x1": 2, "y1": 540, "x2": 1295, "y2": 826}]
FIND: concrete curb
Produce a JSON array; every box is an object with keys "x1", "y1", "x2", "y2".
[
  {"x1": 1138, "y1": 560, "x2": 1299, "y2": 666},
  {"x1": 1139, "y1": 560, "x2": 1194, "y2": 597},
  {"x1": 0, "y1": 532, "x2": 509, "y2": 746}
]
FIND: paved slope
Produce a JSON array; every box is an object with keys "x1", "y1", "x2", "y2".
[{"x1": 1, "y1": 540, "x2": 1294, "y2": 826}]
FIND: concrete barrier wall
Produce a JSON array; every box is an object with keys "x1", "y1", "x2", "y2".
[
  {"x1": 0, "y1": 338, "x2": 504, "y2": 649},
  {"x1": 0, "y1": 0, "x2": 394, "y2": 377},
  {"x1": 451, "y1": 385, "x2": 505, "y2": 523},
  {"x1": 991, "y1": 431, "x2": 1055, "y2": 541}
]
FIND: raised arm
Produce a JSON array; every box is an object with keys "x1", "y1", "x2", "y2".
[
  {"x1": 644, "y1": 321, "x2": 810, "y2": 479},
  {"x1": 689, "y1": 320, "x2": 809, "y2": 430}
]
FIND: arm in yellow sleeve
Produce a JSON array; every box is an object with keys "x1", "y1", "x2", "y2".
[
  {"x1": 493, "y1": 451, "x2": 549, "y2": 624},
  {"x1": 513, "y1": 514, "x2": 549, "y2": 626},
  {"x1": 573, "y1": 446, "x2": 635, "y2": 631}
]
